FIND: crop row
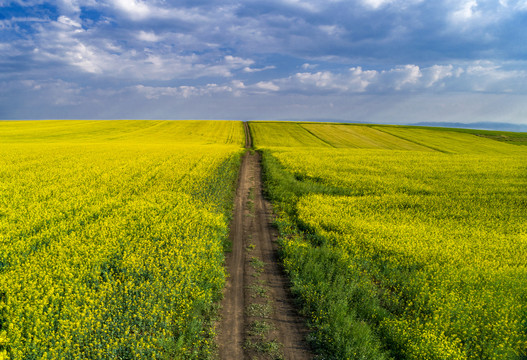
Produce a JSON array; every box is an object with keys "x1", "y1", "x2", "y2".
[
  {"x1": 0, "y1": 121, "x2": 244, "y2": 359},
  {"x1": 254, "y1": 122, "x2": 527, "y2": 359}
]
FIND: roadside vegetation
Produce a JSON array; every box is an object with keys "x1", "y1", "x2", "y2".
[
  {"x1": 0, "y1": 120, "x2": 244, "y2": 359},
  {"x1": 252, "y1": 121, "x2": 527, "y2": 359}
]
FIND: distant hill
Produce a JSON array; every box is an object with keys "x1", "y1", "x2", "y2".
[{"x1": 410, "y1": 122, "x2": 527, "y2": 132}]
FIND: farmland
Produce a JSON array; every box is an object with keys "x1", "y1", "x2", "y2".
[
  {"x1": 0, "y1": 120, "x2": 244, "y2": 359},
  {"x1": 251, "y1": 122, "x2": 527, "y2": 359},
  {"x1": 1, "y1": 120, "x2": 526, "y2": 360}
]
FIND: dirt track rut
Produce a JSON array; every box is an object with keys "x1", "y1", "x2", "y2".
[{"x1": 217, "y1": 122, "x2": 313, "y2": 359}]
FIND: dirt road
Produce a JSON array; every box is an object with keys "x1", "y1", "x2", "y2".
[{"x1": 217, "y1": 122, "x2": 313, "y2": 359}]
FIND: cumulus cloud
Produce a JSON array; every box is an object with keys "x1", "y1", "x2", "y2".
[
  {"x1": 450, "y1": 0, "x2": 479, "y2": 22},
  {"x1": 2, "y1": 0, "x2": 527, "y2": 122},
  {"x1": 293, "y1": 71, "x2": 350, "y2": 91},
  {"x1": 107, "y1": 0, "x2": 213, "y2": 22},
  {"x1": 348, "y1": 67, "x2": 379, "y2": 91},
  {"x1": 423, "y1": 65, "x2": 456, "y2": 87},
  {"x1": 224, "y1": 55, "x2": 254, "y2": 68},
  {"x1": 361, "y1": 0, "x2": 395, "y2": 9},
  {"x1": 136, "y1": 30, "x2": 161, "y2": 42},
  {"x1": 10, "y1": 13, "x2": 258, "y2": 80},
  {"x1": 380, "y1": 65, "x2": 422, "y2": 90},
  {"x1": 110, "y1": 0, "x2": 157, "y2": 20},
  {"x1": 252, "y1": 62, "x2": 527, "y2": 95},
  {"x1": 122, "y1": 61, "x2": 527, "y2": 99},
  {"x1": 254, "y1": 81, "x2": 280, "y2": 92}
]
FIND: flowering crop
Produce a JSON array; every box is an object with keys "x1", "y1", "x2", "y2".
[
  {"x1": 253, "y1": 122, "x2": 527, "y2": 359},
  {"x1": 0, "y1": 120, "x2": 244, "y2": 359}
]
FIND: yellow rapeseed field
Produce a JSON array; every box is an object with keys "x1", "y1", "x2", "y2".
[
  {"x1": 253, "y1": 122, "x2": 527, "y2": 359},
  {"x1": 0, "y1": 120, "x2": 243, "y2": 359}
]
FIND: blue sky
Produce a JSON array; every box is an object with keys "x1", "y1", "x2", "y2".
[{"x1": 1, "y1": 0, "x2": 527, "y2": 125}]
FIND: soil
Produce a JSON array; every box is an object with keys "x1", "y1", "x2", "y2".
[{"x1": 217, "y1": 123, "x2": 313, "y2": 359}]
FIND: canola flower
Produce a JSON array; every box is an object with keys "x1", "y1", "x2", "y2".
[
  {"x1": 0, "y1": 120, "x2": 244, "y2": 359},
  {"x1": 253, "y1": 122, "x2": 527, "y2": 359}
]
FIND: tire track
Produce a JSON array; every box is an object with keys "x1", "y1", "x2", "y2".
[{"x1": 218, "y1": 122, "x2": 313, "y2": 359}]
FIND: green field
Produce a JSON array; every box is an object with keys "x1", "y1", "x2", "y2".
[
  {"x1": 0, "y1": 120, "x2": 244, "y2": 359},
  {"x1": 252, "y1": 122, "x2": 527, "y2": 359}
]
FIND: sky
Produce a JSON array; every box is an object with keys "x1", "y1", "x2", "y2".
[{"x1": 1, "y1": 0, "x2": 527, "y2": 126}]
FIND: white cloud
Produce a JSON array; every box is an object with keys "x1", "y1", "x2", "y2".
[
  {"x1": 57, "y1": 15, "x2": 82, "y2": 28},
  {"x1": 111, "y1": 0, "x2": 152, "y2": 20},
  {"x1": 243, "y1": 65, "x2": 276, "y2": 73},
  {"x1": 451, "y1": 0, "x2": 479, "y2": 21},
  {"x1": 21, "y1": 16, "x2": 258, "y2": 81},
  {"x1": 349, "y1": 66, "x2": 378, "y2": 91},
  {"x1": 230, "y1": 80, "x2": 246, "y2": 96},
  {"x1": 107, "y1": 0, "x2": 210, "y2": 22},
  {"x1": 422, "y1": 65, "x2": 455, "y2": 87},
  {"x1": 35, "y1": 40, "x2": 248, "y2": 79},
  {"x1": 361, "y1": 0, "x2": 394, "y2": 9},
  {"x1": 380, "y1": 64, "x2": 422, "y2": 90},
  {"x1": 137, "y1": 30, "x2": 161, "y2": 42},
  {"x1": 360, "y1": 0, "x2": 423, "y2": 10},
  {"x1": 64, "y1": 43, "x2": 104, "y2": 73},
  {"x1": 266, "y1": 64, "x2": 422, "y2": 93},
  {"x1": 444, "y1": 0, "x2": 526, "y2": 31},
  {"x1": 123, "y1": 60, "x2": 507, "y2": 100},
  {"x1": 294, "y1": 71, "x2": 349, "y2": 91},
  {"x1": 254, "y1": 81, "x2": 280, "y2": 92},
  {"x1": 301, "y1": 63, "x2": 318, "y2": 70},
  {"x1": 231, "y1": 80, "x2": 245, "y2": 88},
  {"x1": 243, "y1": 62, "x2": 527, "y2": 95},
  {"x1": 448, "y1": 0, "x2": 485, "y2": 28},
  {"x1": 224, "y1": 55, "x2": 254, "y2": 68}
]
